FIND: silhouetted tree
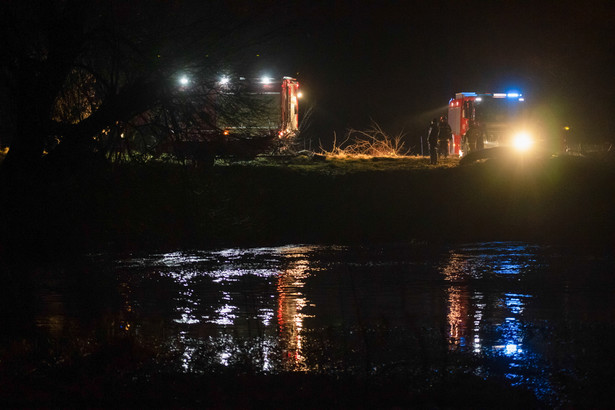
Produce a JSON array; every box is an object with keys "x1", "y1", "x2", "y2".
[{"x1": 0, "y1": 0, "x2": 285, "y2": 175}]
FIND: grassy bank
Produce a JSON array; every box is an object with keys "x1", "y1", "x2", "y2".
[{"x1": 1, "y1": 153, "x2": 614, "y2": 259}]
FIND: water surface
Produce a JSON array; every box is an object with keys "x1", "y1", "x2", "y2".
[{"x1": 16, "y1": 242, "x2": 615, "y2": 406}]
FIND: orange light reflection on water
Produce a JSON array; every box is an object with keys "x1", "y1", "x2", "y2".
[
  {"x1": 276, "y1": 248, "x2": 315, "y2": 371},
  {"x1": 442, "y1": 252, "x2": 475, "y2": 350}
]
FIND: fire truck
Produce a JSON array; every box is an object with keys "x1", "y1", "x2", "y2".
[
  {"x1": 279, "y1": 77, "x2": 301, "y2": 138},
  {"x1": 155, "y1": 75, "x2": 301, "y2": 165},
  {"x1": 217, "y1": 76, "x2": 300, "y2": 139},
  {"x1": 447, "y1": 91, "x2": 530, "y2": 157}
]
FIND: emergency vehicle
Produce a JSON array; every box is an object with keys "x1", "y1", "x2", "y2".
[
  {"x1": 447, "y1": 91, "x2": 530, "y2": 157},
  {"x1": 217, "y1": 76, "x2": 300, "y2": 139},
  {"x1": 156, "y1": 75, "x2": 301, "y2": 164}
]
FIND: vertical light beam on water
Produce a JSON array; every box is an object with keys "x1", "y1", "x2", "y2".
[{"x1": 276, "y1": 250, "x2": 314, "y2": 370}]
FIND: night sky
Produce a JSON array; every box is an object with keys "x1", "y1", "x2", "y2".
[{"x1": 241, "y1": 0, "x2": 614, "y2": 147}]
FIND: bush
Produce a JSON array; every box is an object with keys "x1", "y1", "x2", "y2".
[{"x1": 320, "y1": 122, "x2": 408, "y2": 158}]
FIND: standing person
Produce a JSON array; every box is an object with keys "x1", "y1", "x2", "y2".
[
  {"x1": 438, "y1": 116, "x2": 452, "y2": 158},
  {"x1": 463, "y1": 119, "x2": 480, "y2": 154},
  {"x1": 427, "y1": 118, "x2": 439, "y2": 165},
  {"x1": 476, "y1": 121, "x2": 485, "y2": 150}
]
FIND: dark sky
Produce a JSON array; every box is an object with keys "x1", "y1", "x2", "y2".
[{"x1": 242, "y1": 0, "x2": 614, "y2": 147}]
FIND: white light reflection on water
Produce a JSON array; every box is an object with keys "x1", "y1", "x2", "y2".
[
  {"x1": 156, "y1": 246, "x2": 316, "y2": 372},
  {"x1": 472, "y1": 292, "x2": 485, "y2": 353},
  {"x1": 213, "y1": 291, "x2": 237, "y2": 326},
  {"x1": 182, "y1": 344, "x2": 198, "y2": 371},
  {"x1": 258, "y1": 308, "x2": 275, "y2": 327},
  {"x1": 169, "y1": 270, "x2": 201, "y2": 325}
]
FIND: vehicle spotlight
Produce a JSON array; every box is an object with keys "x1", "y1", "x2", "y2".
[
  {"x1": 179, "y1": 75, "x2": 189, "y2": 86},
  {"x1": 512, "y1": 131, "x2": 533, "y2": 151}
]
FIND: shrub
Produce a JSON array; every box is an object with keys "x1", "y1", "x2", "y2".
[{"x1": 320, "y1": 122, "x2": 408, "y2": 158}]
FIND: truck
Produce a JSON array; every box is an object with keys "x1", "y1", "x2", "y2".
[
  {"x1": 161, "y1": 75, "x2": 301, "y2": 165},
  {"x1": 216, "y1": 76, "x2": 300, "y2": 139},
  {"x1": 447, "y1": 91, "x2": 531, "y2": 157}
]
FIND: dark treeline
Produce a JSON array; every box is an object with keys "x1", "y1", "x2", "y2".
[
  {"x1": 0, "y1": 0, "x2": 298, "y2": 170},
  {"x1": 0, "y1": 0, "x2": 303, "y2": 263}
]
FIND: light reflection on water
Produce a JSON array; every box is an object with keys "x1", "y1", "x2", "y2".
[
  {"x1": 443, "y1": 244, "x2": 536, "y2": 354},
  {"x1": 442, "y1": 243, "x2": 554, "y2": 397},
  {"x1": 31, "y1": 242, "x2": 615, "y2": 405},
  {"x1": 142, "y1": 246, "x2": 320, "y2": 372},
  {"x1": 132, "y1": 243, "x2": 547, "y2": 377},
  {"x1": 276, "y1": 253, "x2": 312, "y2": 370}
]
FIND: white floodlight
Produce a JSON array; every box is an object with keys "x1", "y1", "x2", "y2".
[
  {"x1": 179, "y1": 75, "x2": 189, "y2": 86},
  {"x1": 512, "y1": 131, "x2": 533, "y2": 151}
]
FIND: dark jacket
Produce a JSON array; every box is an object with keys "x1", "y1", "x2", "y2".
[
  {"x1": 428, "y1": 123, "x2": 439, "y2": 147},
  {"x1": 438, "y1": 121, "x2": 452, "y2": 142},
  {"x1": 463, "y1": 125, "x2": 482, "y2": 151}
]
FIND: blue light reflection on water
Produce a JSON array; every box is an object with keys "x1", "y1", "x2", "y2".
[
  {"x1": 106, "y1": 242, "x2": 614, "y2": 405},
  {"x1": 441, "y1": 242, "x2": 553, "y2": 400}
]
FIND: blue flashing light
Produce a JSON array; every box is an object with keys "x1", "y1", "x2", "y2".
[{"x1": 506, "y1": 90, "x2": 522, "y2": 98}]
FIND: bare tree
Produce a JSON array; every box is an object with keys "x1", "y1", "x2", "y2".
[{"x1": 0, "y1": 0, "x2": 286, "y2": 174}]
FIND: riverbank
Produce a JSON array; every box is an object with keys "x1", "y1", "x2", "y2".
[{"x1": 1, "y1": 153, "x2": 614, "y2": 261}]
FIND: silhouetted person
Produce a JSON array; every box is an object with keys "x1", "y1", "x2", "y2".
[
  {"x1": 476, "y1": 122, "x2": 485, "y2": 150},
  {"x1": 463, "y1": 120, "x2": 481, "y2": 154},
  {"x1": 428, "y1": 118, "x2": 439, "y2": 165},
  {"x1": 438, "y1": 116, "x2": 452, "y2": 158}
]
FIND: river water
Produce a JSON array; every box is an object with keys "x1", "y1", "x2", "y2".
[{"x1": 10, "y1": 242, "x2": 615, "y2": 406}]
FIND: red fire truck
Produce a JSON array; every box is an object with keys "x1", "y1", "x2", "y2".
[
  {"x1": 447, "y1": 91, "x2": 530, "y2": 156},
  {"x1": 157, "y1": 75, "x2": 301, "y2": 164},
  {"x1": 280, "y1": 77, "x2": 300, "y2": 138},
  {"x1": 217, "y1": 76, "x2": 300, "y2": 139}
]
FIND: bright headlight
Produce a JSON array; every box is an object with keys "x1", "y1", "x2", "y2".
[{"x1": 512, "y1": 131, "x2": 533, "y2": 151}]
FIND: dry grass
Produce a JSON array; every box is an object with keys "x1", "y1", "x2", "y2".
[
  {"x1": 304, "y1": 156, "x2": 460, "y2": 173},
  {"x1": 319, "y1": 122, "x2": 408, "y2": 158},
  {"x1": 243, "y1": 154, "x2": 460, "y2": 175}
]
